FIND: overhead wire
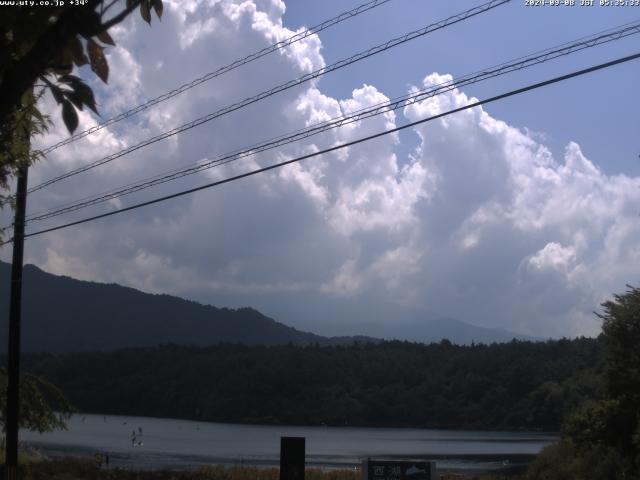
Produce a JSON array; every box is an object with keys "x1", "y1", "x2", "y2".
[
  {"x1": 23, "y1": 20, "x2": 640, "y2": 224},
  {"x1": 3, "y1": 50, "x2": 636, "y2": 245},
  {"x1": 27, "y1": 0, "x2": 512, "y2": 194},
  {"x1": 39, "y1": 0, "x2": 394, "y2": 155}
]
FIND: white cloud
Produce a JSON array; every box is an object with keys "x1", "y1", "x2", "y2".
[
  {"x1": 401, "y1": 72, "x2": 640, "y2": 337},
  {"x1": 528, "y1": 242, "x2": 577, "y2": 273},
  {"x1": 5, "y1": 1, "x2": 640, "y2": 341}
]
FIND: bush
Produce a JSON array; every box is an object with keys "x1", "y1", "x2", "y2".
[{"x1": 526, "y1": 440, "x2": 624, "y2": 480}]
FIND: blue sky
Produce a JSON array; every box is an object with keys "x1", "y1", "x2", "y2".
[
  {"x1": 283, "y1": 0, "x2": 639, "y2": 176},
  {"x1": 2, "y1": 0, "x2": 640, "y2": 341}
]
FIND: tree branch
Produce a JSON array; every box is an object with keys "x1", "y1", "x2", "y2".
[
  {"x1": 0, "y1": 1, "x2": 143, "y2": 130},
  {"x1": 102, "y1": 0, "x2": 123, "y2": 16},
  {"x1": 100, "y1": 0, "x2": 143, "y2": 32}
]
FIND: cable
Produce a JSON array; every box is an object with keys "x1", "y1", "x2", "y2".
[
  {"x1": 23, "y1": 21, "x2": 640, "y2": 223},
  {"x1": 39, "y1": 0, "x2": 393, "y2": 155},
  {"x1": 10, "y1": 19, "x2": 640, "y2": 228},
  {"x1": 22, "y1": 20, "x2": 640, "y2": 222},
  {"x1": 27, "y1": 0, "x2": 511, "y2": 194},
  {"x1": 4, "y1": 51, "x2": 636, "y2": 245}
]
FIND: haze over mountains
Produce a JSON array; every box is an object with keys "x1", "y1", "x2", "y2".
[{"x1": 0, "y1": 261, "x2": 537, "y2": 352}]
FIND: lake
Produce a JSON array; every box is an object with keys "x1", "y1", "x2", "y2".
[{"x1": 21, "y1": 414, "x2": 557, "y2": 473}]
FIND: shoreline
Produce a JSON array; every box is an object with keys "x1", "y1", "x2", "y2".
[
  {"x1": 57, "y1": 411, "x2": 560, "y2": 434},
  {"x1": 5, "y1": 456, "x2": 525, "y2": 480},
  {"x1": 22, "y1": 440, "x2": 535, "y2": 475}
]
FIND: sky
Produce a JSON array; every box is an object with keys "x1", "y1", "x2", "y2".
[{"x1": 2, "y1": 0, "x2": 640, "y2": 340}]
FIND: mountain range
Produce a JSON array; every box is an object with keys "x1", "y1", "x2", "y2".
[{"x1": 0, "y1": 260, "x2": 537, "y2": 352}]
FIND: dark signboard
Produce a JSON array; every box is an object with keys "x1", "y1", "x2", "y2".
[
  {"x1": 280, "y1": 436, "x2": 305, "y2": 480},
  {"x1": 362, "y1": 459, "x2": 437, "y2": 480}
]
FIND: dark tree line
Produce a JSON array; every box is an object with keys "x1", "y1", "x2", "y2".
[{"x1": 16, "y1": 337, "x2": 603, "y2": 432}]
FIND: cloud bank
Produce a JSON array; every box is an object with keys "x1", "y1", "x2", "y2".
[{"x1": 5, "y1": 0, "x2": 639, "y2": 339}]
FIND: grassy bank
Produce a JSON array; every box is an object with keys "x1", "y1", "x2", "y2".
[
  {"x1": 0, "y1": 446, "x2": 46, "y2": 465},
  {"x1": 3, "y1": 458, "x2": 522, "y2": 480}
]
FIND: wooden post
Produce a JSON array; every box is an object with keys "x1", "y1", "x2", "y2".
[
  {"x1": 280, "y1": 436, "x2": 305, "y2": 480},
  {"x1": 4, "y1": 164, "x2": 28, "y2": 480}
]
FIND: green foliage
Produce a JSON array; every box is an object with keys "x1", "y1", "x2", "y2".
[
  {"x1": 562, "y1": 398, "x2": 619, "y2": 448},
  {"x1": 19, "y1": 337, "x2": 602, "y2": 431},
  {"x1": 592, "y1": 285, "x2": 640, "y2": 476},
  {"x1": 526, "y1": 439, "x2": 624, "y2": 480},
  {"x1": 527, "y1": 285, "x2": 640, "y2": 479},
  {"x1": 600, "y1": 286, "x2": 640, "y2": 455},
  {"x1": 0, "y1": 88, "x2": 50, "y2": 224},
  {"x1": 0, "y1": 0, "x2": 163, "y2": 215},
  {"x1": 0, "y1": 367, "x2": 73, "y2": 435}
]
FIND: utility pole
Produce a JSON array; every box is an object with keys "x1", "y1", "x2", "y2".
[{"x1": 4, "y1": 163, "x2": 28, "y2": 480}]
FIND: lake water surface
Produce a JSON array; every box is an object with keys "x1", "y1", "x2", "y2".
[{"x1": 22, "y1": 414, "x2": 557, "y2": 473}]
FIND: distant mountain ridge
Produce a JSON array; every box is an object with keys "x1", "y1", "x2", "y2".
[
  {"x1": 0, "y1": 261, "x2": 536, "y2": 352},
  {"x1": 363, "y1": 316, "x2": 541, "y2": 345}
]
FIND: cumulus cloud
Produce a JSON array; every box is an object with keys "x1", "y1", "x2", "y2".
[
  {"x1": 528, "y1": 242, "x2": 577, "y2": 273},
  {"x1": 402, "y1": 73, "x2": 640, "y2": 336},
  {"x1": 4, "y1": 1, "x2": 639, "y2": 340}
]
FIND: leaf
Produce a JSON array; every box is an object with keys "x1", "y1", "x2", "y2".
[
  {"x1": 87, "y1": 39, "x2": 109, "y2": 83},
  {"x1": 140, "y1": 0, "x2": 151, "y2": 24},
  {"x1": 20, "y1": 89, "x2": 34, "y2": 107},
  {"x1": 75, "y1": 82, "x2": 98, "y2": 115},
  {"x1": 152, "y1": 0, "x2": 163, "y2": 19},
  {"x1": 58, "y1": 74, "x2": 81, "y2": 85},
  {"x1": 69, "y1": 36, "x2": 89, "y2": 66},
  {"x1": 57, "y1": 75, "x2": 98, "y2": 115},
  {"x1": 97, "y1": 30, "x2": 115, "y2": 46},
  {"x1": 61, "y1": 100, "x2": 79, "y2": 133},
  {"x1": 65, "y1": 89, "x2": 84, "y2": 111},
  {"x1": 50, "y1": 85, "x2": 65, "y2": 104},
  {"x1": 32, "y1": 107, "x2": 45, "y2": 124}
]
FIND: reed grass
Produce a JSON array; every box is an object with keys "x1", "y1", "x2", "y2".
[{"x1": 3, "y1": 458, "x2": 522, "y2": 480}]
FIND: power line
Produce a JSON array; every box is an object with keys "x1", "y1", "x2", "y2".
[
  {"x1": 27, "y1": 0, "x2": 511, "y2": 194},
  {"x1": 5, "y1": 51, "x2": 636, "y2": 245},
  {"x1": 39, "y1": 0, "x2": 393, "y2": 155},
  {"x1": 24, "y1": 20, "x2": 640, "y2": 224}
]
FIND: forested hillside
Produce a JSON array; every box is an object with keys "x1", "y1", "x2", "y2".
[
  {"x1": 0, "y1": 262, "x2": 364, "y2": 351},
  {"x1": 21, "y1": 337, "x2": 602, "y2": 431}
]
